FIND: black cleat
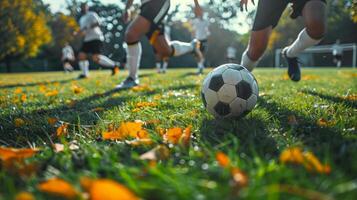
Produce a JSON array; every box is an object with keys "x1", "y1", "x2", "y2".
[
  {"x1": 282, "y1": 48, "x2": 301, "y2": 82},
  {"x1": 77, "y1": 74, "x2": 88, "y2": 79}
]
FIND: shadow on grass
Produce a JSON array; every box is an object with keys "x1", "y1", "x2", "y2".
[
  {"x1": 0, "y1": 83, "x2": 199, "y2": 147},
  {"x1": 258, "y1": 97, "x2": 357, "y2": 173},
  {"x1": 0, "y1": 78, "x2": 77, "y2": 89},
  {"x1": 179, "y1": 72, "x2": 200, "y2": 78},
  {"x1": 200, "y1": 113, "x2": 278, "y2": 158},
  {"x1": 301, "y1": 89, "x2": 357, "y2": 108}
]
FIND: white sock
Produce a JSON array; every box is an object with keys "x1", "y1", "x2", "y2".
[
  {"x1": 286, "y1": 28, "x2": 322, "y2": 58},
  {"x1": 98, "y1": 55, "x2": 116, "y2": 68},
  {"x1": 162, "y1": 61, "x2": 168, "y2": 71},
  {"x1": 79, "y1": 60, "x2": 89, "y2": 76},
  {"x1": 156, "y1": 62, "x2": 161, "y2": 72},
  {"x1": 198, "y1": 59, "x2": 205, "y2": 69},
  {"x1": 127, "y1": 42, "x2": 142, "y2": 79},
  {"x1": 241, "y1": 50, "x2": 258, "y2": 72},
  {"x1": 170, "y1": 41, "x2": 193, "y2": 56}
]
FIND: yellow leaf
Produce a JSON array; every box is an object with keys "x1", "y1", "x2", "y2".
[
  {"x1": 102, "y1": 122, "x2": 148, "y2": 140},
  {"x1": 164, "y1": 127, "x2": 183, "y2": 144},
  {"x1": 0, "y1": 147, "x2": 39, "y2": 176},
  {"x1": 72, "y1": 85, "x2": 84, "y2": 94},
  {"x1": 14, "y1": 88, "x2": 23, "y2": 94},
  {"x1": 48, "y1": 117, "x2": 58, "y2": 126},
  {"x1": 38, "y1": 178, "x2": 78, "y2": 199},
  {"x1": 45, "y1": 90, "x2": 59, "y2": 97},
  {"x1": 279, "y1": 147, "x2": 304, "y2": 164},
  {"x1": 0, "y1": 146, "x2": 39, "y2": 161},
  {"x1": 231, "y1": 167, "x2": 248, "y2": 187},
  {"x1": 91, "y1": 107, "x2": 104, "y2": 112},
  {"x1": 343, "y1": 94, "x2": 357, "y2": 101},
  {"x1": 135, "y1": 102, "x2": 157, "y2": 108},
  {"x1": 303, "y1": 151, "x2": 330, "y2": 174},
  {"x1": 56, "y1": 124, "x2": 69, "y2": 137},
  {"x1": 14, "y1": 118, "x2": 25, "y2": 127},
  {"x1": 81, "y1": 178, "x2": 139, "y2": 200},
  {"x1": 21, "y1": 94, "x2": 27, "y2": 102},
  {"x1": 15, "y1": 192, "x2": 35, "y2": 200},
  {"x1": 216, "y1": 152, "x2": 230, "y2": 168},
  {"x1": 181, "y1": 125, "x2": 192, "y2": 147}
]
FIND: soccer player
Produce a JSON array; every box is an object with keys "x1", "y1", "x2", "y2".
[
  {"x1": 156, "y1": 24, "x2": 171, "y2": 74},
  {"x1": 117, "y1": 0, "x2": 201, "y2": 89},
  {"x1": 76, "y1": 3, "x2": 119, "y2": 79},
  {"x1": 239, "y1": 0, "x2": 326, "y2": 81},
  {"x1": 191, "y1": 2, "x2": 210, "y2": 74},
  {"x1": 61, "y1": 43, "x2": 75, "y2": 73},
  {"x1": 226, "y1": 44, "x2": 237, "y2": 63},
  {"x1": 332, "y1": 39, "x2": 343, "y2": 68}
]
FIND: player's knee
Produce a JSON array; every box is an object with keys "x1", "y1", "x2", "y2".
[
  {"x1": 78, "y1": 53, "x2": 86, "y2": 60},
  {"x1": 125, "y1": 29, "x2": 140, "y2": 44},
  {"x1": 92, "y1": 54, "x2": 99, "y2": 63},
  {"x1": 306, "y1": 20, "x2": 326, "y2": 39}
]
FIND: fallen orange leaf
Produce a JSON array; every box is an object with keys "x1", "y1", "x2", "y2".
[
  {"x1": 72, "y1": 85, "x2": 84, "y2": 94},
  {"x1": 231, "y1": 167, "x2": 248, "y2": 187},
  {"x1": 20, "y1": 94, "x2": 27, "y2": 102},
  {"x1": 56, "y1": 123, "x2": 69, "y2": 137},
  {"x1": 0, "y1": 147, "x2": 39, "y2": 176},
  {"x1": 38, "y1": 178, "x2": 78, "y2": 199},
  {"x1": 81, "y1": 178, "x2": 139, "y2": 200},
  {"x1": 14, "y1": 88, "x2": 23, "y2": 94},
  {"x1": 15, "y1": 191, "x2": 35, "y2": 200},
  {"x1": 102, "y1": 122, "x2": 148, "y2": 140},
  {"x1": 287, "y1": 115, "x2": 298, "y2": 125},
  {"x1": 279, "y1": 147, "x2": 304, "y2": 164},
  {"x1": 48, "y1": 117, "x2": 58, "y2": 126},
  {"x1": 45, "y1": 90, "x2": 59, "y2": 97},
  {"x1": 15, "y1": 118, "x2": 25, "y2": 127},
  {"x1": 164, "y1": 127, "x2": 183, "y2": 144},
  {"x1": 216, "y1": 152, "x2": 230, "y2": 168}
]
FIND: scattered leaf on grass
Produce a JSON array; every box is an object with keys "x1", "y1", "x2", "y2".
[
  {"x1": 342, "y1": 94, "x2": 357, "y2": 101},
  {"x1": 317, "y1": 118, "x2": 335, "y2": 127},
  {"x1": 162, "y1": 126, "x2": 192, "y2": 146},
  {"x1": 91, "y1": 107, "x2": 104, "y2": 112},
  {"x1": 102, "y1": 121, "x2": 148, "y2": 140},
  {"x1": 15, "y1": 192, "x2": 35, "y2": 200},
  {"x1": 45, "y1": 90, "x2": 59, "y2": 97},
  {"x1": 38, "y1": 178, "x2": 78, "y2": 199},
  {"x1": 48, "y1": 117, "x2": 58, "y2": 126},
  {"x1": 231, "y1": 167, "x2": 248, "y2": 188},
  {"x1": 56, "y1": 123, "x2": 69, "y2": 137},
  {"x1": 131, "y1": 84, "x2": 153, "y2": 92},
  {"x1": 14, "y1": 88, "x2": 23, "y2": 94},
  {"x1": 80, "y1": 177, "x2": 139, "y2": 200},
  {"x1": 216, "y1": 152, "x2": 230, "y2": 168},
  {"x1": 139, "y1": 145, "x2": 170, "y2": 161},
  {"x1": 20, "y1": 94, "x2": 27, "y2": 102},
  {"x1": 72, "y1": 85, "x2": 84, "y2": 94},
  {"x1": 0, "y1": 147, "x2": 39, "y2": 176},
  {"x1": 287, "y1": 115, "x2": 298, "y2": 125},
  {"x1": 15, "y1": 118, "x2": 25, "y2": 127}
]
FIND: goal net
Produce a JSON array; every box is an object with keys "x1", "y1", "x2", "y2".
[{"x1": 275, "y1": 43, "x2": 356, "y2": 68}]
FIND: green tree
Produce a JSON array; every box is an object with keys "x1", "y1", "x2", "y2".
[{"x1": 0, "y1": 0, "x2": 52, "y2": 72}]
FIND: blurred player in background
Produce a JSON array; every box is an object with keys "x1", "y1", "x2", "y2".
[
  {"x1": 226, "y1": 44, "x2": 237, "y2": 63},
  {"x1": 239, "y1": 0, "x2": 326, "y2": 82},
  {"x1": 76, "y1": 3, "x2": 120, "y2": 79},
  {"x1": 332, "y1": 39, "x2": 343, "y2": 68},
  {"x1": 117, "y1": 0, "x2": 201, "y2": 89},
  {"x1": 61, "y1": 43, "x2": 75, "y2": 73},
  {"x1": 156, "y1": 24, "x2": 171, "y2": 74},
  {"x1": 191, "y1": 3, "x2": 209, "y2": 74}
]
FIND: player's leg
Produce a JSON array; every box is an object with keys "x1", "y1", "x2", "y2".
[
  {"x1": 116, "y1": 15, "x2": 150, "y2": 89},
  {"x1": 241, "y1": 0, "x2": 287, "y2": 72},
  {"x1": 197, "y1": 40, "x2": 207, "y2": 74},
  {"x1": 92, "y1": 54, "x2": 120, "y2": 75},
  {"x1": 78, "y1": 52, "x2": 89, "y2": 78},
  {"x1": 283, "y1": 0, "x2": 326, "y2": 81},
  {"x1": 162, "y1": 57, "x2": 168, "y2": 73},
  {"x1": 241, "y1": 27, "x2": 272, "y2": 71},
  {"x1": 155, "y1": 54, "x2": 162, "y2": 73}
]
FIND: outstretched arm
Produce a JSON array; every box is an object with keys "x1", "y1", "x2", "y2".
[
  {"x1": 123, "y1": 0, "x2": 134, "y2": 23},
  {"x1": 239, "y1": 0, "x2": 255, "y2": 12},
  {"x1": 193, "y1": 0, "x2": 203, "y2": 18}
]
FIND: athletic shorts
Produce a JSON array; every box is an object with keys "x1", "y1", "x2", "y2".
[
  {"x1": 199, "y1": 39, "x2": 208, "y2": 54},
  {"x1": 80, "y1": 40, "x2": 103, "y2": 54},
  {"x1": 62, "y1": 58, "x2": 72, "y2": 63},
  {"x1": 334, "y1": 55, "x2": 342, "y2": 60},
  {"x1": 252, "y1": 0, "x2": 326, "y2": 31},
  {"x1": 140, "y1": 0, "x2": 170, "y2": 44}
]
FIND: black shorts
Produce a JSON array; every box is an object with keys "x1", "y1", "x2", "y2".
[
  {"x1": 334, "y1": 55, "x2": 342, "y2": 60},
  {"x1": 140, "y1": 0, "x2": 170, "y2": 44},
  {"x1": 199, "y1": 39, "x2": 208, "y2": 54},
  {"x1": 252, "y1": 0, "x2": 326, "y2": 31},
  {"x1": 62, "y1": 58, "x2": 72, "y2": 63},
  {"x1": 80, "y1": 40, "x2": 103, "y2": 54}
]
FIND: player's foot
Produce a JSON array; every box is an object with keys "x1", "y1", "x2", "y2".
[
  {"x1": 282, "y1": 48, "x2": 301, "y2": 82},
  {"x1": 77, "y1": 74, "x2": 88, "y2": 79},
  {"x1": 116, "y1": 77, "x2": 139, "y2": 89},
  {"x1": 197, "y1": 67, "x2": 203, "y2": 75},
  {"x1": 191, "y1": 39, "x2": 201, "y2": 57},
  {"x1": 111, "y1": 66, "x2": 119, "y2": 76}
]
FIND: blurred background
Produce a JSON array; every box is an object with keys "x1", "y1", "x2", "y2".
[{"x1": 0, "y1": 0, "x2": 356, "y2": 72}]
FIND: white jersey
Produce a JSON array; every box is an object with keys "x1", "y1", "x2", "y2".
[
  {"x1": 62, "y1": 45, "x2": 74, "y2": 60},
  {"x1": 227, "y1": 46, "x2": 236, "y2": 58},
  {"x1": 79, "y1": 11, "x2": 104, "y2": 42},
  {"x1": 332, "y1": 44, "x2": 343, "y2": 55},
  {"x1": 191, "y1": 18, "x2": 210, "y2": 41}
]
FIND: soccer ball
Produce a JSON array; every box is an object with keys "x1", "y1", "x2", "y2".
[{"x1": 201, "y1": 63, "x2": 259, "y2": 118}]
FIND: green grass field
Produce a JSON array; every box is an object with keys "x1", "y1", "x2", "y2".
[{"x1": 0, "y1": 68, "x2": 356, "y2": 200}]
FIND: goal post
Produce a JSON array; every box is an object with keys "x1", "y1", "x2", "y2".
[{"x1": 275, "y1": 43, "x2": 356, "y2": 68}]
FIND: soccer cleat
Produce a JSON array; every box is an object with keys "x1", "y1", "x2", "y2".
[
  {"x1": 111, "y1": 66, "x2": 119, "y2": 76},
  {"x1": 282, "y1": 48, "x2": 301, "y2": 82},
  {"x1": 77, "y1": 74, "x2": 88, "y2": 79},
  {"x1": 198, "y1": 67, "x2": 204, "y2": 75},
  {"x1": 191, "y1": 39, "x2": 201, "y2": 57},
  {"x1": 115, "y1": 76, "x2": 139, "y2": 89}
]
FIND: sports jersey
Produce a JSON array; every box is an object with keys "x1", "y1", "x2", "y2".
[
  {"x1": 62, "y1": 45, "x2": 74, "y2": 60},
  {"x1": 192, "y1": 18, "x2": 210, "y2": 41},
  {"x1": 79, "y1": 11, "x2": 104, "y2": 42},
  {"x1": 332, "y1": 44, "x2": 343, "y2": 56}
]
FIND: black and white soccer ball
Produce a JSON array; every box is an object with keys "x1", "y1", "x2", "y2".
[{"x1": 201, "y1": 63, "x2": 259, "y2": 118}]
